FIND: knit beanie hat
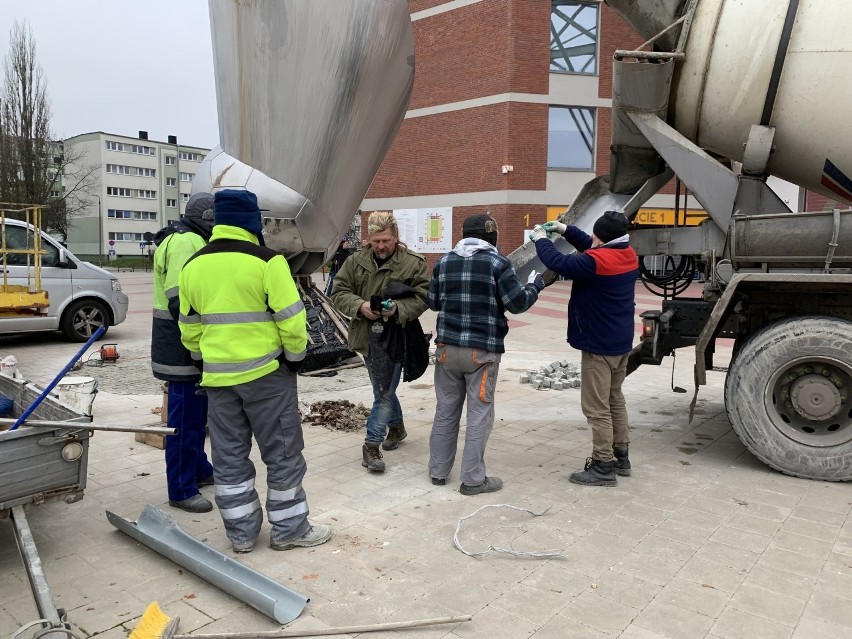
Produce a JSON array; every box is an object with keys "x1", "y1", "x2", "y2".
[
  {"x1": 593, "y1": 211, "x2": 628, "y2": 243},
  {"x1": 463, "y1": 214, "x2": 498, "y2": 246},
  {"x1": 214, "y1": 189, "x2": 264, "y2": 238}
]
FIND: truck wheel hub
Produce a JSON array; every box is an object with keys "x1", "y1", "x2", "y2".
[{"x1": 790, "y1": 375, "x2": 841, "y2": 421}]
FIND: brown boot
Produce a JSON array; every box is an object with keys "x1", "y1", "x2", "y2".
[
  {"x1": 382, "y1": 422, "x2": 408, "y2": 451},
  {"x1": 361, "y1": 442, "x2": 385, "y2": 472}
]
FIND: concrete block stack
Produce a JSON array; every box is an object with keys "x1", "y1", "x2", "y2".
[{"x1": 520, "y1": 360, "x2": 581, "y2": 390}]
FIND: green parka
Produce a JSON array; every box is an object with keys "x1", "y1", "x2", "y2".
[{"x1": 331, "y1": 244, "x2": 429, "y2": 355}]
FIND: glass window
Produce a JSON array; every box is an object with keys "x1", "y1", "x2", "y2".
[
  {"x1": 548, "y1": 106, "x2": 595, "y2": 170},
  {"x1": 1, "y1": 226, "x2": 60, "y2": 266},
  {"x1": 166, "y1": 177, "x2": 176, "y2": 187},
  {"x1": 550, "y1": 2, "x2": 598, "y2": 74},
  {"x1": 165, "y1": 156, "x2": 176, "y2": 166}
]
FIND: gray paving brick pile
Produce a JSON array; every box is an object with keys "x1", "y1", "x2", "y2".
[{"x1": 0, "y1": 271, "x2": 849, "y2": 639}]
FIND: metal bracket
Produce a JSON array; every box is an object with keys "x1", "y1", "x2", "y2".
[{"x1": 107, "y1": 505, "x2": 309, "y2": 624}]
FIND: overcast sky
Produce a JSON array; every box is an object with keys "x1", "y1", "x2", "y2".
[{"x1": 0, "y1": 0, "x2": 219, "y2": 148}]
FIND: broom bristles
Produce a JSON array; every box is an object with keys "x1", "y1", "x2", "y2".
[{"x1": 129, "y1": 602, "x2": 172, "y2": 639}]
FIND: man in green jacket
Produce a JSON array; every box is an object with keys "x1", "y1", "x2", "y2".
[
  {"x1": 332, "y1": 211, "x2": 429, "y2": 472},
  {"x1": 178, "y1": 189, "x2": 331, "y2": 554}
]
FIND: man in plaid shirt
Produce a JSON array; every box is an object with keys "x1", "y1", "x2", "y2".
[{"x1": 427, "y1": 214, "x2": 544, "y2": 495}]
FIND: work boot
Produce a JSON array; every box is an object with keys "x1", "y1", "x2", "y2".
[
  {"x1": 431, "y1": 476, "x2": 446, "y2": 486},
  {"x1": 382, "y1": 422, "x2": 408, "y2": 451},
  {"x1": 232, "y1": 539, "x2": 256, "y2": 554},
  {"x1": 198, "y1": 474, "x2": 215, "y2": 487},
  {"x1": 169, "y1": 493, "x2": 213, "y2": 513},
  {"x1": 361, "y1": 442, "x2": 386, "y2": 472},
  {"x1": 613, "y1": 447, "x2": 632, "y2": 476},
  {"x1": 270, "y1": 524, "x2": 332, "y2": 551},
  {"x1": 569, "y1": 458, "x2": 617, "y2": 487},
  {"x1": 459, "y1": 476, "x2": 503, "y2": 496}
]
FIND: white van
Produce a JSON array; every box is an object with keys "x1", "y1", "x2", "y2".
[{"x1": 1, "y1": 219, "x2": 129, "y2": 342}]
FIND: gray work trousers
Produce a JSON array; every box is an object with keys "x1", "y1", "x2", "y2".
[
  {"x1": 581, "y1": 351, "x2": 630, "y2": 462},
  {"x1": 429, "y1": 344, "x2": 501, "y2": 486},
  {"x1": 206, "y1": 368, "x2": 311, "y2": 546}
]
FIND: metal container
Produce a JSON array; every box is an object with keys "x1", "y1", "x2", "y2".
[
  {"x1": 196, "y1": 0, "x2": 415, "y2": 273},
  {"x1": 0, "y1": 375, "x2": 90, "y2": 511}
]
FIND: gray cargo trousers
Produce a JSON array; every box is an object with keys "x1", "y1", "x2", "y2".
[
  {"x1": 205, "y1": 367, "x2": 311, "y2": 546},
  {"x1": 429, "y1": 344, "x2": 501, "y2": 486}
]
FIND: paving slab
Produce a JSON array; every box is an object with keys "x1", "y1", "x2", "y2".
[{"x1": 1, "y1": 273, "x2": 850, "y2": 638}]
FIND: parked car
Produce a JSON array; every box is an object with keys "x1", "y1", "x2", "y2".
[{"x1": 0, "y1": 219, "x2": 129, "y2": 342}]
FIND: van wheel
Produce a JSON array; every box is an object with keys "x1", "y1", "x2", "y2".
[{"x1": 60, "y1": 300, "x2": 110, "y2": 342}]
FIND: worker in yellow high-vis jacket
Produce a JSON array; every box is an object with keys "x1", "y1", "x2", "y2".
[
  {"x1": 178, "y1": 189, "x2": 331, "y2": 554},
  {"x1": 151, "y1": 192, "x2": 216, "y2": 514}
]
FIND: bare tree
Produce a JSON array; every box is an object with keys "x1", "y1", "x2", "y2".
[{"x1": 0, "y1": 19, "x2": 97, "y2": 240}]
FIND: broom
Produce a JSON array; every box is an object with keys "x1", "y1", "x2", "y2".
[{"x1": 129, "y1": 602, "x2": 471, "y2": 639}]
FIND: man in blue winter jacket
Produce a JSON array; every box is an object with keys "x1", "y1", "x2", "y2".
[{"x1": 529, "y1": 211, "x2": 638, "y2": 486}]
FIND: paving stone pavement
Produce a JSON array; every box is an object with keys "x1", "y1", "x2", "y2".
[{"x1": 1, "y1": 271, "x2": 850, "y2": 639}]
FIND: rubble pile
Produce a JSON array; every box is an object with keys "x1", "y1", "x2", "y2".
[
  {"x1": 519, "y1": 360, "x2": 581, "y2": 391},
  {"x1": 302, "y1": 400, "x2": 369, "y2": 432}
]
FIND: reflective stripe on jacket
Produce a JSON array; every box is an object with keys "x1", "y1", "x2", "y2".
[
  {"x1": 151, "y1": 227, "x2": 207, "y2": 381},
  {"x1": 178, "y1": 225, "x2": 307, "y2": 387}
]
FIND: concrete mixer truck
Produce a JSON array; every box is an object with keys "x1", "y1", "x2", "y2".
[{"x1": 512, "y1": 0, "x2": 852, "y2": 481}]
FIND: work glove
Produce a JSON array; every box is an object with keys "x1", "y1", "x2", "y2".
[
  {"x1": 528, "y1": 225, "x2": 548, "y2": 242},
  {"x1": 527, "y1": 270, "x2": 545, "y2": 292},
  {"x1": 542, "y1": 221, "x2": 567, "y2": 237},
  {"x1": 380, "y1": 300, "x2": 397, "y2": 317}
]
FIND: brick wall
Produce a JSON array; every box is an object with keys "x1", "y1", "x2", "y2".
[{"x1": 368, "y1": 0, "x2": 550, "y2": 199}]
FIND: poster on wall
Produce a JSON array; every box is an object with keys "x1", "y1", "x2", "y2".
[{"x1": 393, "y1": 207, "x2": 453, "y2": 253}]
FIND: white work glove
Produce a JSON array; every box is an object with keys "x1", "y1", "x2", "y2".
[
  {"x1": 542, "y1": 221, "x2": 567, "y2": 237},
  {"x1": 528, "y1": 225, "x2": 548, "y2": 242},
  {"x1": 527, "y1": 270, "x2": 545, "y2": 292}
]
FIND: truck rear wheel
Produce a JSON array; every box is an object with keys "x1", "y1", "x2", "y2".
[{"x1": 725, "y1": 316, "x2": 852, "y2": 481}]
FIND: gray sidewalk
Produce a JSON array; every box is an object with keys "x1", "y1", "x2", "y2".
[{"x1": 0, "y1": 274, "x2": 850, "y2": 638}]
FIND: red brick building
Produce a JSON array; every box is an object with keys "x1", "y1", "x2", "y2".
[{"x1": 360, "y1": 1, "x2": 648, "y2": 267}]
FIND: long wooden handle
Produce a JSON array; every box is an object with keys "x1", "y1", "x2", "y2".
[
  {"x1": 0, "y1": 417, "x2": 175, "y2": 435},
  {"x1": 174, "y1": 615, "x2": 472, "y2": 639}
]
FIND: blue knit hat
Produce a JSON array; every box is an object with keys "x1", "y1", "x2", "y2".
[{"x1": 214, "y1": 189, "x2": 265, "y2": 236}]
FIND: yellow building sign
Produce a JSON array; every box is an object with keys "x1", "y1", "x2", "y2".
[
  {"x1": 635, "y1": 208, "x2": 707, "y2": 226},
  {"x1": 546, "y1": 206, "x2": 707, "y2": 226}
]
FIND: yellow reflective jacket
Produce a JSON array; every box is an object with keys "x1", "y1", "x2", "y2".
[
  {"x1": 178, "y1": 225, "x2": 307, "y2": 387},
  {"x1": 151, "y1": 224, "x2": 207, "y2": 381}
]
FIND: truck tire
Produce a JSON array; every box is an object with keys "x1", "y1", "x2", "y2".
[
  {"x1": 60, "y1": 299, "x2": 111, "y2": 342},
  {"x1": 725, "y1": 316, "x2": 852, "y2": 481}
]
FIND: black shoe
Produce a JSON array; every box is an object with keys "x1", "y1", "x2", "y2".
[
  {"x1": 460, "y1": 476, "x2": 503, "y2": 495},
  {"x1": 569, "y1": 458, "x2": 617, "y2": 487},
  {"x1": 361, "y1": 443, "x2": 386, "y2": 472},
  {"x1": 431, "y1": 476, "x2": 446, "y2": 486},
  {"x1": 169, "y1": 493, "x2": 213, "y2": 513},
  {"x1": 382, "y1": 422, "x2": 408, "y2": 451},
  {"x1": 198, "y1": 474, "x2": 215, "y2": 487},
  {"x1": 613, "y1": 447, "x2": 631, "y2": 477}
]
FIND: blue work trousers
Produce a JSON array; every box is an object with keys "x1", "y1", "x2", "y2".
[
  {"x1": 365, "y1": 361, "x2": 403, "y2": 443},
  {"x1": 165, "y1": 380, "x2": 214, "y2": 501}
]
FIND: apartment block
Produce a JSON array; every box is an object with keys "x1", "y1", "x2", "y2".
[{"x1": 63, "y1": 131, "x2": 209, "y2": 257}]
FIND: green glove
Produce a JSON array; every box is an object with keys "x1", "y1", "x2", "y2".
[{"x1": 542, "y1": 221, "x2": 567, "y2": 237}]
